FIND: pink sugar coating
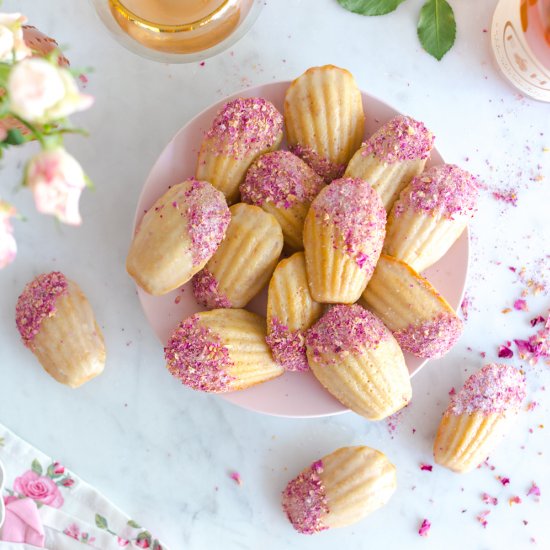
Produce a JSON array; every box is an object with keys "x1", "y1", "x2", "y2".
[
  {"x1": 363, "y1": 115, "x2": 434, "y2": 164},
  {"x1": 306, "y1": 304, "x2": 390, "y2": 359},
  {"x1": 289, "y1": 144, "x2": 345, "y2": 182},
  {"x1": 192, "y1": 269, "x2": 232, "y2": 309},
  {"x1": 311, "y1": 177, "x2": 386, "y2": 271},
  {"x1": 394, "y1": 164, "x2": 479, "y2": 220},
  {"x1": 181, "y1": 179, "x2": 230, "y2": 266},
  {"x1": 240, "y1": 151, "x2": 324, "y2": 210},
  {"x1": 205, "y1": 97, "x2": 283, "y2": 159},
  {"x1": 15, "y1": 271, "x2": 68, "y2": 347},
  {"x1": 266, "y1": 317, "x2": 309, "y2": 372},
  {"x1": 394, "y1": 312, "x2": 463, "y2": 359},
  {"x1": 448, "y1": 363, "x2": 526, "y2": 416},
  {"x1": 282, "y1": 459, "x2": 329, "y2": 535},
  {"x1": 164, "y1": 315, "x2": 235, "y2": 392}
]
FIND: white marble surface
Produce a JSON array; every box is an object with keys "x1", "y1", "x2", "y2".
[{"x1": 1, "y1": 0, "x2": 549, "y2": 548}]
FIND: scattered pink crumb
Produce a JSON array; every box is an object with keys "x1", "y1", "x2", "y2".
[
  {"x1": 449, "y1": 387, "x2": 456, "y2": 396},
  {"x1": 502, "y1": 308, "x2": 512, "y2": 314},
  {"x1": 527, "y1": 483, "x2": 541, "y2": 498},
  {"x1": 199, "y1": 61, "x2": 205, "y2": 67},
  {"x1": 460, "y1": 295, "x2": 471, "y2": 320},
  {"x1": 174, "y1": 295, "x2": 182, "y2": 305},
  {"x1": 418, "y1": 518, "x2": 431, "y2": 537},
  {"x1": 526, "y1": 401, "x2": 539, "y2": 411},
  {"x1": 482, "y1": 493, "x2": 498, "y2": 506},
  {"x1": 78, "y1": 74, "x2": 88, "y2": 86},
  {"x1": 420, "y1": 463, "x2": 433, "y2": 472},
  {"x1": 498, "y1": 344, "x2": 514, "y2": 358},
  {"x1": 477, "y1": 510, "x2": 490, "y2": 528},
  {"x1": 229, "y1": 471, "x2": 242, "y2": 486},
  {"x1": 523, "y1": 519, "x2": 529, "y2": 525},
  {"x1": 491, "y1": 189, "x2": 518, "y2": 206},
  {"x1": 514, "y1": 299, "x2": 529, "y2": 311},
  {"x1": 498, "y1": 476, "x2": 511, "y2": 486},
  {"x1": 530, "y1": 316, "x2": 545, "y2": 327},
  {"x1": 509, "y1": 496, "x2": 522, "y2": 506}
]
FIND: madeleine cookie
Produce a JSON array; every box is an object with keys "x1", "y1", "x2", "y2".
[
  {"x1": 240, "y1": 151, "x2": 324, "y2": 250},
  {"x1": 15, "y1": 272, "x2": 105, "y2": 388},
  {"x1": 282, "y1": 446, "x2": 396, "y2": 534},
  {"x1": 266, "y1": 252, "x2": 323, "y2": 372},
  {"x1": 284, "y1": 65, "x2": 364, "y2": 182},
  {"x1": 126, "y1": 179, "x2": 230, "y2": 296},
  {"x1": 345, "y1": 115, "x2": 434, "y2": 211},
  {"x1": 306, "y1": 304, "x2": 412, "y2": 420},
  {"x1": 192, "y1": 203, "x2": 283, "y2": 309},
  {"x1": 303, "y1": 177, "x2": 386, "y2": 304},
  {"x1": 165, "y1": 309, "x2": 283, "y2": 392},
  {"x1": 434, "y1": 364, "x2": 526, "y2": 473},
  {"x1": 361, "y1": 254, "x2": 463, "y2": 358},
  {"x1": 384, "y1": 164, "x2": 479, "y2": 272},
  {"x1": 196, "y1": 97, "x2": 283, "y2": 204}
]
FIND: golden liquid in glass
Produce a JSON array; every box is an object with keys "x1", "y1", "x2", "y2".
[{"x1": 109, "y1": 0, "x2": 251, "y2": 53}]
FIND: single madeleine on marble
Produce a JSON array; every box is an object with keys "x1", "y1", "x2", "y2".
[
  {"x1": 240, "y1": 151, "x2": 324, "y2": 250},
  {"x1": 284, "y1": 65, "x2": 365, "y2": 182},
  {"x1": 384, "y1": 164, "x2": 479, "y2": 272},
  {"x1": 196, "y1": 97, "x2": 284, "y2": 204},
  {"x1": 361, "y1": 254, "x2": 463, "y2": 358},
  {"x1": 282, "y1": 446, "x2": 396, "y2": 534},
  {"x1": 192, "y1": 203, "x2": 283, "y2": 309},
  {"x1": 126, "y1": 179, "x2": 230, "y2": 296},
  {"x1": 303, "y1": 177, "x2": 386, "y2": 304},
  {"x1": 434, "y1": 363, "x2": 526, "y2": 473},
  {"x1": 306, "y1": 304, "x2": 411, "y2": 420},
  {"x1": 15, "y1": 271, "x2": 106, "y2": 388},
  {"x1": 165, "y1": 309, "x2": 284, "y2": 392},
  {"x1": 345, "y1": 115, "x2": 434, "y2": 211},
  {"x1": 266, "y1": 252, "x2": 323, "y2": 372}
]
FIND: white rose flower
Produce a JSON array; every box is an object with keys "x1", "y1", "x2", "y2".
[
  {"x1": 8, "y1": 58, "x2": 93, "y2": 124},
  {"x1": 0, "y1": 200, "x2": 17, "y2": 269},
  {"x1": 0, "y1": 13, "x2": 31, "y2": 62},
  {"x1": 25, "y1": 148, "x2": 87, "y2": 225}
]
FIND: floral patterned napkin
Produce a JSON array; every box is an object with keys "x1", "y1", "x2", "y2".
[{"x1": 0, "y1": 425, "x2": 167, "y2": 549}]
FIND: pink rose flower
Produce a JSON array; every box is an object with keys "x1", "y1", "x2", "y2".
[
  {"x1": 0, "y1": 200, "x2": 17, "y2": 269},
  {"x1": 0, "y1": 13, "x2": 31, "y2": 62},
  {"x1": 63, "y1": 523, "x2": 80, "y2": 540},
  {"x1": 53, "y1": 462, "x2": 65, "y2": 475},
  {"x1": 13, "y1": 470, "x2": 64, "y2": 508},
  {"x1": 24, "y1": 148, "x2": 87, "y2": 225}
]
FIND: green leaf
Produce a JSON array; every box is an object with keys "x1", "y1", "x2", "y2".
[
  {"x1": 31, "y1": 459, "x2": 43, "y2": 476},
  {"x1": 337, "y1": 0, "x2": 406, "y2": 16},
  {"x1": 5, "y1": 129, "x2": 25, "y2": 146},
  {"x1": 137, "y1": 531, "x2": 152, "y2": 543},
  {"x1": 127, "y1": 520, "x2": 141, "y2": 529},
  {"x1": 417, "y1": 0, "x2": 456, "y2": 60},
  {"x1": 95, "y1": 514, "x2": 108, "y2": 530}
]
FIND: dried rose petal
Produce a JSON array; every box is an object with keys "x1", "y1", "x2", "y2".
[
  {"x1": 514, "y1": 299, "x2": 528, "y2": 311},
  {"x1": 230, "y1": 472, "x2": 242, "y2": 486},
  {"x1": 482, "y1": 493, "x2": 498, "y2": 506},
  {"x1": 509, "y1": 496, "x2": 522, "y2": 506},
  {"x1": 420, "y1": 464, "x2": 433, "y2": 472},
  {"x1": 477, "y1": 510, "x2": 490, "y2": 528},
  {"x1": 418, "y1": 518, "x2": 431, "y2": 537},
  {"x1": 530, "y1": 316, "x2": 545, "y2": 327},
  {"x1": 527, "y1": 483, "x2": 541, "y2": 498},
  {"x1": 498, "y1": 345, "x2": 514, "y2": 358}
]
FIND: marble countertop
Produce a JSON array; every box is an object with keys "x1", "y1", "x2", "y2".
[{"x1": 1, "y1": 0, "x2": 549, "y2": 548}]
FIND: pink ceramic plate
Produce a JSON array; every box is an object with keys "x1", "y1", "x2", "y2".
[{"x1": 133, "y1": 82, "x2": 469, "y2": 418}]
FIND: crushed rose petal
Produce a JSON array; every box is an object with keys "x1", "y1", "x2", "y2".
[
  {"x1": 514, "y1": 299, "x2": 528, "y2": 311},
  {"x1": 527, "y1": 483, "x2": 541, "y2": 498},
  {"x1": 418, "y1": 518, "x2": 431, "y2": 537},
  {"x1": 420, "y1": 463, "x2": 433, "y2": 472},
  {"x1": 229, "y1": 472, "x2": 242, "y2": 486},
  {"x1": 509, "y1": 496, "x2": 522, "y2": 506},
  {"x1": 530, "y1": 315, "x2": 545, "y2": 327},
  {"x1": 498, "y1": 344, "x2": 514, "y2": 358},
  {"x1": 498, "y1": 476, "x2": 511, "y2": 486},
  {"x1": 482, "y1": 493, "x2": 498, "y2": 506},
  {"x1": 477, "y1": 510, "x2": 490, "y2": 528}
]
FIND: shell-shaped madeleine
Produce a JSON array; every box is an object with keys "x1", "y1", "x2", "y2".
[
  {"x1": 165, "y1": 309, "x2": 283, "y2": 392},
  {"x1": 306, "y1": 304, "x2": 411, "y2": 420},
  {"x1": 266, "y1": 252, "x2": 323, "y2": 371},
  {"x1": 345, "y1": 115, "x2": 434, "y2": 211},
  {"x1": 15, "y1": 272, "x2": 106, "y2": 388},
  {"x1": 434, "y1": 364, "x2": 526, "y2": 473},
  {"x1": 384, "y1": 164, "x2": 479, "y2": 272},
  {"x1": 196, "y1": 97, "x2": 284, "y2": 204},
  {"x1": 193, "y1": 203, "x2": 283, "y2": 309},
  {"x1": 284, "y1": 65, "x2": 365, "y2": 182},
  {"x1": 303, "y1": 177, "x2": 386, "y2": 304},
  {"x1": 282, "y1": 445, "x2": 396, "y2": 534},
  {"x1": 240, "y1": 151, "x2": 324, "y2": 250},
  {"x1": 361, "y1": 254, "x2": 463, "y2": 358},
  {"x1": 127, "y1": 179, "x2": 230, "y2": 296}
]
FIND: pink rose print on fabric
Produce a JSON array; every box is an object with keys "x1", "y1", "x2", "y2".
[
  {"x1": 14, "y1": 470, "x2": 64, "y2": 508},
  {"x1": 64, "y1": 523, "x2": 80, "y2": 540}
]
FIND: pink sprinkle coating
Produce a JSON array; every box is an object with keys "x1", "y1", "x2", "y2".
[
  {"x1": 182, "y1": 180, "x2": 230, "y2": 266},
  {"x1": 205, "y1": 97, "x2": 283, "y2": 160},
  {"x1": 393, "y1": 312, "x2": 463, "y2": 358},
  {"x1": 448, "y1": 363, "x2": 526, "y2": 416},
  {"x1": 164, "y1": 315, "x2": 235, "y2": 393},
  {"x1": 240, "y1": 151, "x2": 324, "y2": 209},
  {"x1": 363, "y1": 115, "x2": 434, "y2": 164},
  {"x1": 306, "y1": 304, "x2": 390, "y2": 360},
  {"x1": 418, "y1": 518, "x2": 431, "y2": 537},
  {"x1": 192, "y1": 269, "x2": 232, "y2": 309},
  {"x1": 15, "y1": 271, "x2": 69, "y2": 347},
  {"x1": 290, "y1": 144, "x2": 345, "y2": 182},
  {"x1": 282, "y1": 460, "x2": 329, "y2": 535},
  {"x1": 266, "y1": 318, "x2": 309, "y2": 372},
  {"x1": 311, "y1": 177, "x2": 386, "y2": 271},
  {"x1": 393, "y1": 164, "x2": 479, "y2": 220}
]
